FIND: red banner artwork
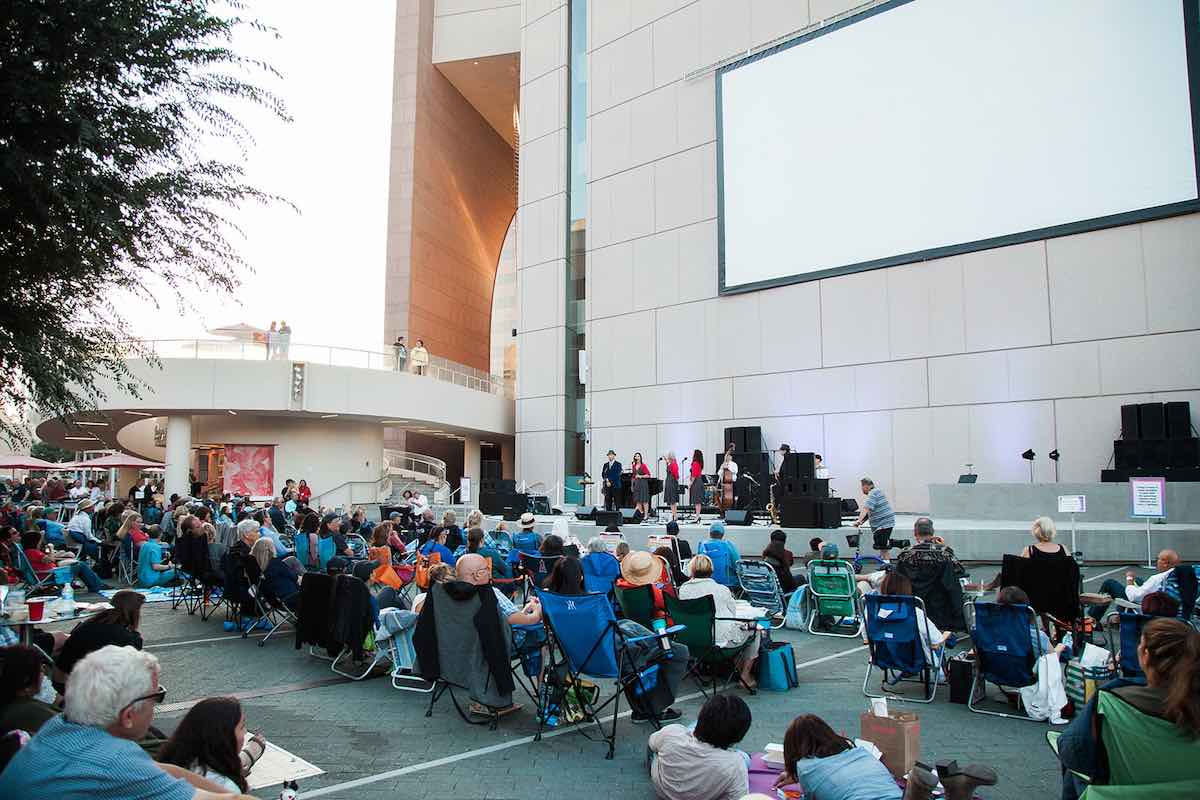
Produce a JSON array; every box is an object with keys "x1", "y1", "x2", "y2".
[{"x1": 223, "y1": 445, "x2": 275, "y2": 498}]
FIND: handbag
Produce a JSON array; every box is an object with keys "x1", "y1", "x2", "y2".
[
  {"x1": 757, "y1": 641, "x2": 798, "y2": 691},
  {"x1": 947, "y1": 653, "x2": 974, "y2": 704}
]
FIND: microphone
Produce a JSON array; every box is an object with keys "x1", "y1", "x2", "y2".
[{"x1": 658, "y1": 457, "x2": 664, "y2": 461}]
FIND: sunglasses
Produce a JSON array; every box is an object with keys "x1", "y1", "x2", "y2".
[{"x1": 121, "y1": 684, "x2": 167, "y2": 713}]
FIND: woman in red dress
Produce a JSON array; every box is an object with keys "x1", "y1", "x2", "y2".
[{"x1": 297, "y1": 479, "x2": 312, "y2": 504}]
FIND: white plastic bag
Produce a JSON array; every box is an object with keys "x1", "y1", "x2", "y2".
[
  {"x1": 1078, "y1": 642, "x2": 1111, "y2": 669},
  {"x1": 1019, "y1": 653, "x2": 1068, "y2": 723}
]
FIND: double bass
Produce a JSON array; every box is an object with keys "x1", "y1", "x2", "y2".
[{"x1": 717, "y1": 445, "x2": 736, "y2": 514}]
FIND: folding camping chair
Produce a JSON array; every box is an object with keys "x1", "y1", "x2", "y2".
[
  {"x1": 244, "y1": 568, "x2": 295, "y2": 647},
  {"x1": 581, "y1": 551, "x2": 621, "y2": 596},
  {"x1": 737, "y1": 558, "x2": 793, "y2": 628},
  {"x1": 170, "y1": 534, "x2": 207, "y2": 616},
  {"x1": 612, "y1": 583, "x2": 657, "y2": 630},
  {"x1": 14, "y1": 548, "x2": 69, "y2": 594},
  {"x1": 517, "y1": 552, "x2": 561, "y2": 598},
  {"x1": 664, "y1": 593, "x2": 757, "y2": 696},
  {"x1": 114, "y1": 535, "x2": 137, "y2": 586},
  {"x1": 862, "y1": 594, "x2": 941, "y2": 704},
  {"x1": 805, "y1": 559, "x2": 863, "y2": 637},
  {"x1": 968, "y1": 600, "x2": 1045, "y2": 720},
  {"x1": 328, "y1": 574, "x2": 380, "y2": 674},
  {"x1": 1115, "y1": 612, "x2": 1150, "y2": 678},
  {"x1": 998, "y1": 553, "x2": 1093, "y2": 647},
  {"x1": 535, "y1": 588, "x2": 684, "y2": 759},
  {"x1": 375, "y1": 607, "x2": 432, "y2": 692}
]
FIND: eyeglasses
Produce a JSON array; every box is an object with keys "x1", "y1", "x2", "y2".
[{"x1": 121, "y1": 684, "x2": 167, "y2": 713}]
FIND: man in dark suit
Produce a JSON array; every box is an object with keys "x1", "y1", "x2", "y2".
[{"x1": 601, "y1": 450, "x2": 622, "y2": 511}]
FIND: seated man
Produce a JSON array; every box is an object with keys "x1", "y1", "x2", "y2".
[
  {"x1": 894, "y1": 517, "x2": 967, "y2": 631},
  {"x1": 1087, "y1": 549, "x2": 1180, "y2": 623},
  {"x1": 64, "y1": 499, "x2": 102, "y2": 559},
  {"x1": 696, "y1": 522, "x2": 740, "y2": 587},
  {"x1": 136, "y1": 527, "x2": 177, "y2": 588},
  {"x1": 0, "y1": 644, "x2": 253, "y2": 799}
]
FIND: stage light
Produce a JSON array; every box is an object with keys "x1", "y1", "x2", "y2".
[
  {"x1": 1049, "y1": 449, "x2": 1060, "y2": 461},
  {"x1": 1022, "y1": 449, "x2": 1035, "y2": 460}
]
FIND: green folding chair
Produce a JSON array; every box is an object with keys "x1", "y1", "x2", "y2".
[
  {"x1": 613, "y1": 583, "x2": 657, "y2": 630},
  {"x1": 805, "y1": 559, "x2": 863, "y2": 638},
  {"x1": 664, "y1": 593, "x2": 757, "y2": 696}
]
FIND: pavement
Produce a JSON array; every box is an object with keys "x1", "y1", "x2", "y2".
[{"x1": 75, "y1": 561, "x2": 1146, "y2": 800}]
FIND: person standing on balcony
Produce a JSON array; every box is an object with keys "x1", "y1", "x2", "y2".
[
  {"x1": 277, "y1": 320, "x2": 292, "y2": 360},
  {"x1": 392, "y1": 336, "x2": 407, "y2": 372},
  {"x1": 411, "y1": 339, "x2": 429, "y2": 376},
  {"x1": 266, "y1": 320, "x2": 278, "y2": 360}
]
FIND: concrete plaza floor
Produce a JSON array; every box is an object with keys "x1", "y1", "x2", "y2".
[{"x1": 122, "y1": 562, "x2": 1142, "y2": 799}]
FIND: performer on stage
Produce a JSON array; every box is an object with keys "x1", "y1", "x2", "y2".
[
  {"x1": 663, "y1": 451, "x2": 681, "y2": 522},
  {"x1": 688, "y1": 449, "x2": 705, "y2": 520},
  {"x1": 601, "y1": 450, "x2": 622, "y2": 511},
  {"x1": 718, "y1": 448, "x2": 738, "y2": 517},
  {"x1": 775, "y1": 443, "x2": 791, "y2": 480},
  {"x1": 630, "y1": 452, "x2": 651, "y2": 519}
]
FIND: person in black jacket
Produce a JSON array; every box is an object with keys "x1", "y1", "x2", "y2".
[
  {"x1": 894, "y1": 518, "x2": 966, "y2": 631},
  {"x1": 53, "y1": 590, "x2": 145, "y2": 692}
]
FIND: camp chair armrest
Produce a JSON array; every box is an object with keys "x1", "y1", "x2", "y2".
[
  {"x1": 1113, "y1": 598, "x2": 1138, "y2": 610},
  {"x1": 625, "y1": 624, "x2": 686, "y2": 644}
]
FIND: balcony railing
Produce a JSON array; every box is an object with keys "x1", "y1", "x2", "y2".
[{"x1": 138, "y1": 338, "x2": 511, "y2": 397}]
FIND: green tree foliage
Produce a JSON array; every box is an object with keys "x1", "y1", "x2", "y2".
[
  {"x1": 0, "y1": 0, "x2": 288, "y2": 445},
  {"x1": 31, "y1": 439, "x2": 74, "y2": 463}
]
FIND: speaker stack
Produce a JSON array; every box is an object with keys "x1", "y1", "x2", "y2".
[
  {"x1": 1102, "y1": 401, "x2": 1199, "y2": 483},
  {"x1": 718, "y1": 427, "x2": 770, "y2": 513},
  {"x1": 776, "y1": 451, "x2": 840, "y2": 528}
]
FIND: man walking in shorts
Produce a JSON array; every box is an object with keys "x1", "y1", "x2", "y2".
[{"x1": 854, "y1": 476, "x2": 895, "y2": 561}]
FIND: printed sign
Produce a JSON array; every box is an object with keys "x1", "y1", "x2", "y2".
[
  {"x1": 1130, "y1": 477, "x2": 1166, "y2": 518},
  {"x1": 1057, "y1": 495, "x2": 1086, "y2": 514}
]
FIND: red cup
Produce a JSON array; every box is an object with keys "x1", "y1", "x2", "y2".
[{"x1": 26, "y1": 598, "x2": 45, "y2": 622}]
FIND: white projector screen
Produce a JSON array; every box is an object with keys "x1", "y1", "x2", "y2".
[{"x1": 717, "y1": 0, "x2": 1200, "y2": 292}]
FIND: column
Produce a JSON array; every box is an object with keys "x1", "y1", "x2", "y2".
[
  {"x1": 462, "y1": 434, "x2": 480, "y2": 506},
  {"x1": 501, "y1": 438, "x2": 515, "y2": 480},
  {"x1": 164, "y1": 415, "x2": 193, "y2": 499}
]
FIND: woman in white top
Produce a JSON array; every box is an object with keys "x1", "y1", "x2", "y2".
[
  {"x1": 411, "y1": 339, "x2": 430, "y2": 375},
  {"x1": 678, "y1": 554, "x2": 763, "y2": 688}
]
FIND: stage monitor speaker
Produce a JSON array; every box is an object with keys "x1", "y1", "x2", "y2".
[
  {"x1": 500, "y1": 494, "x2": 528, "y2": 521},
  {"x1": 593, "y1": 510, "x2": 621, "y2": 528},
  {"x1": 1100, "y1": 469, "x2": 1126, "y2": 483},
  {"x1": 1121, "y1": 404, "x2": 1140, "y2": 440},
  {"x1": 724, "y1": 509, "x2": 754, "y2": 525},
  {"x1": 840, "y1": 498, "x2": 859, "y2": 515},
  {"x1": 620, "y1": 507, "x2": 642, "y2": 524},
  {"x1": 1139, "y1": 439, "x2": 1169, "y2": 471},
  {"x1": 781, "y1": 497, "x2": 819, "y2": 528},
  {"x1": 957, "y1": 474, "x2": 978, "y2": 484},
  {"x1": 575, "y1": 506, "x2": 596, "y2": 521},
  {"x1": 724, "y1": 427, "x2": 745, "y2": 452},
  {"x1": 1166, "y1": 401, "x2": 1192, "y2": 439},
  {"x1": 1169, "y1": 438, "x2": 1199, "y2": 469},
  {"x1": 1114, "y1": 439, "x2": 1139, "y2": 471},
  {"x1": 528, "y1": 495, "x2": 552, "y2": 515},
  {"x1": 1139, "y1": 403, "x2": 1166, "y2": 440},
  {"x1": 742, "y1": 426, "x2": 763, "y2": 452},
  {"x1": 817, "y1": 498, "x2": 842, "y2": 529}
]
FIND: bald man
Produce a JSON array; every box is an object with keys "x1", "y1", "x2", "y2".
[
  {"x1": 455, "y1": 553, "x2": 543, "y2": 626},
  {"x1": 1088, "y1": 549, "x2": 1182, "y2": 622}
]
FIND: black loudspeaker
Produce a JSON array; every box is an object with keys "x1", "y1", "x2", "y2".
[
  {"x1": 1139, "y1": 439, "x2": 1170, "y2": 471},
  {"x1": 781, "y1": 497, "x2": 819, "y2": 528},
  {"x1": 593, "y1": 510, "x2": 621, "y2": 528},
  {"x1": 527, "y1": 495, "x2": 551, "y2": 515},
  {"x1": 733, "y1": 451, "x2": 770, "y2": 477},
  {"x1": 1114, "y1": 439, "x2": 1140, "y2": 471},
  {"x1": 790, "y1": 452, "x2": 817, "y2": 479},
  {"x1": 840, "y1": 498, "x2": 859, "y2": 515},
  {"x1": 775, "y1": 477, "x2": 829, "y2": 500},
  {"x1": 1166, "y1": 402, "x2": 1192, "y2": 439},
  {"x1": 575, "y1": 506, "x2": 596, "y2": 521},
  {"x1": 724, "y1": 427, "x2": 745, "y2": 453},
  {"x1": 482, "y1": 460, "x2": 501, "y2": 479},
  {"x1": 957, "y1": 474, "x2": 978, "y2": 484},
  {"x1": 817, "y1": 499, "x2": 842, "y2": 529},
  {"x1": 1100, "y1": 469, "x2": 1125, "y2": 483},
  {"x1": 724, "y1": 509, "x2": 753, "y2": 525},
  {"x1": 1121, "y1": 404, "x2": 1140, "y2": 440},
  {"x1": 1170, "y1": 438, "x2": 1199, "y2": 469},
  {"x1": 1139, "y1": 403, "x2": 1166, "y2": 440},
  {"x1": 742, "y1": 426, "x2": 762, "y2": 452},
  {"x1": 1168, "y1": 467, "x2": 1200, "y2": 481},
  {"x1": 620, "y1": 508, "x2": 641, "y2": 524}
]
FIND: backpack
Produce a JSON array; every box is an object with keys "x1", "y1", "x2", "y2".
[{"x1": 415, "y1": 549, "x2": 442, "y2": 590}]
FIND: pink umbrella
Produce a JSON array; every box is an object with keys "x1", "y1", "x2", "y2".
[
  {"x1": 0, "y1": 454, "x2": 64, "y2": 470},
  {"x1": 59, "y1": 453, "x2": 165, "y2": 470}
]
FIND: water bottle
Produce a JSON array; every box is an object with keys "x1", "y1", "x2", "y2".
[
  {"x1": 61, "y1": 581, "x2": 74, "y2": 614},
  {"x1": 1061, "y1": 632, "x2": 1073, "y2": 654}
]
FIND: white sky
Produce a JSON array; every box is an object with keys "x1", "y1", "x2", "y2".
[{"x1": 114, "y1": 1, "x2": 397, "y2": 351}]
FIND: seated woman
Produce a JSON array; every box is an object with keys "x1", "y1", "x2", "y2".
[
  {"x1": 135, "y1": 526, "x2": 177, "y2": 587},
  {"x1": 996, "y1": 586, "x2": 1067, "y2": 658},
  {"x1": 0, "y1": 645, "x2": 58, "y2": 738},
  {"x1": 984, "y1": 516, "x2": 1069, "y2": 590},
  {"x1": 418, "y1": 526, "x2": 455, "y2": 566},
  {"x1": 367, "y1": 523, "x2": 404, "y2": 590},
  {"x1": 52, "y1": 590, "x2": 144, "y2": 694},
  {"x1": 761, "y1": 529, "x2": 799, "y2": 593},
  {"x1": 21, "y1": 529, "x2": 107, "y2": 593},
  {"x1": 114, "y1": 511, "x2": 147, "y2": 550},
  {"x1": 649, "y1": 694, "x2": 752, "y2": 800},
  {"x1": 322, "y1": 512, "x2": 354, "y2": 571},
  {"x1": 543, "y1": 556, "x2": 585, "y2": 595},
  {"x1": 1056, "y1": 618, "x2": 1200, "y2": 799},
  {"x1": 617, "y1": 550, "x2": 677, "y2": 622},
  {"x1": 251, "y1": 538, "x2": 300, "y2": 611},
  {"x1": 466, "y1": 527, "x2": 510, "y2": 582},
  {"x1": 159, "y1": 696, "x2": 266, "y2": 794},
  {"x1": 411, "y1": 562, "x2": 454, "y2": 613},
  {"x1": 771, "y1": 714, "x2": 902, "y2": 799},
  {"x1": 877, "y1": 572, "x2": 951, "y2": 673},
  {"x1": 678, "y1": 554, "x2": 763, "y2": 689},
  {"x1": 539, "y1": 534, "x2": 565, "y2": 559}
]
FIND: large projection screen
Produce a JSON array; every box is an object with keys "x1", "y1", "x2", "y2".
[{"x1": 717, "y1": 0, "x2": 1200, "y2": 293}]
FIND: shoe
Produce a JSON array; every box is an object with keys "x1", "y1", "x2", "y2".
[
  {"x1": 96, "y1": 583, "x2": 114, "y2": 591},
  {"x1": 942, "y1": 764, "x2": 998, "y2": 800},
  {"x1": 632, "y1": 707, "x2": 681, "y2": 723},
  {"x1": 902, "y1": 765, "x2": 939, "y2": 800}
]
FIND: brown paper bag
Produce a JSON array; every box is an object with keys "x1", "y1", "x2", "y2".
[{"x1": 859, "y1": 710, "x2": 920, "y2": 778}]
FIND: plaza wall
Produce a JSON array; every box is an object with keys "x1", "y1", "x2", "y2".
[{"x1": 516, "y1": 0, "x2": 1200, "y2": 511}]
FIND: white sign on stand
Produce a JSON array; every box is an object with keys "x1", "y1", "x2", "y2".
[
  {"x1": 1058, "y1": 495, "x2": 1087, "y2": 559},
  {"x1": 1130, "y1": 477, "x2": 1166, "y2": 567}
]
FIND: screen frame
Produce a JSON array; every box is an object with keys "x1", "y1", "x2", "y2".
[{"x1": 716, "y1": 0, "x2": 1200, "y2": 295}]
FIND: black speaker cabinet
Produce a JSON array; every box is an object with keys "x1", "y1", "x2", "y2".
[
  {"x1": 723, "y1": 427, "x2": 745, "y2": 453},
  {"x1": 1100, "y1": 469, "x2": 1125, "y2": 483},
  {"x1": 733, "y1": 451, "x2": 770, "y2": 476},
  {"x1": 723, "y1": 509, "x2": 753, "y2": 525},
  {"x1": 1169, "y1": 438, "x2": 1200, "y2": 469},
  {"x1": 482, "y1": 460, "x2": 502, "y2": 479},
  {"x1": 742, "y1": 426, "x2": 763, "y2": 452},
  {"x1": 817, "y1": 499, "x2": 842, "y2": 529},
  {"x1": 575, "y1": 505, "x2": 596, "y2": 521},
  {"x1": 781, "y1": 497, "x2": 820, "y2": 528},
  {"x1": 1139, "y1": 403, "x2": 1166, "y2": 440},
  {"x1": 619, "y1": 507, "x2": 641, "y2": 524},
  {"x1": 775, "y1": 477, "x2": 829, "y2": 500},
  {"x1": 1114, "y1": 439, "x2": 1140, "y2": 471},
  {"x1": 791, "y1": 452, "x2": 817, "y2": 479},
  {"x1": 1166, "y1": 402, "x2": 1192, "y2": 439},
  {"x1": 1120, "y1": 404, "x2": 1140, "y2": 440},
  {"x1": 593, "y1": 510, "x2": 621, "y2": 527},
  {"x1": 1139, "y1": 439, "x2": 1170, "y2": 471}
]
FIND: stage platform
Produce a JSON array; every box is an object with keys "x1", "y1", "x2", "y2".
[
  {"x1": 930, "y1": 481, "x2": 1200, "y2": 523},
  {"x1": 480, "y1": 511, "x2": 1200, "y2": 564}
]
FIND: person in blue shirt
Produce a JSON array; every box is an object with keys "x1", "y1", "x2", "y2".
[
  {"x1": 0, "y1": 644, "x2": 244, "y2": 799},
  {"x1": 137, "y1": 527, "x2": 177, "y2": 587},
  {"x1": 697, "y1": 521, "x2": 741, "y2": 587},
  {"x1": 420, "y1": 526, "x2": 455, "y2": 567},
  {"x1": 772, "y1": 714, "x2": 904, "y2": 799}
]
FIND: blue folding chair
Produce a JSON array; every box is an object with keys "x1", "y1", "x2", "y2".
[
  {"x1": 968, "y1": 601, "x2": 1045, "y2": 720},
  {"x1": 863, "y1": 594, "x2": 941, "y2": 704},
  {"x1": 736, "y1": 558, "x2": 793, "y2": 628},
  {"x1": 517, "y1": 552, "x2": 561, "y2": 597},
  {"x1": 1117, "y1": 612, "x2": 1151, "y2": 678},
  {"x1": 14, "y1": 548, "x2": 70, "y2": 592},
  {"x1": 697, "y1": 540, "x2": 739, "y2": 587},
  {"x1": 535, "y1": 588, "x2": 683, "y2": 759},
  {"x1": 581, "y1": 551, "x2": 621, "y2": 596},
  {"x1": 316, "y1": 536, "x2": 336, "y2": 572},
  {"x1": 293, "y1": 533, "x2": 311, "y2": 569}
]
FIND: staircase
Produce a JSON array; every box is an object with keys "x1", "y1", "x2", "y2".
[{"x1": 383, "y1": 449, "x2": 451, "y2": 505}]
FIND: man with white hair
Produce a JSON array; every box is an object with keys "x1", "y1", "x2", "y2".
[{"x1": 0, "y1": 645, "x2": 254, "y2": 798}]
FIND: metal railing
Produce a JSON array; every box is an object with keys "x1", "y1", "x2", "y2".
[
  {"x1": 138, "y1": 338, "x2": 511, "y2": 398},
  {"x1": 383, "y1": 449, "x2": 450, "y2": 503}
]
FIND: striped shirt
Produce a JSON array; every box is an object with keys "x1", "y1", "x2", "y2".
[
  {"x1": 864, "y1": 488, "x2": 896, "y2": 531},
  {"x1": 0, "y1": 714, "x2": 193, "y2": 800}
]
